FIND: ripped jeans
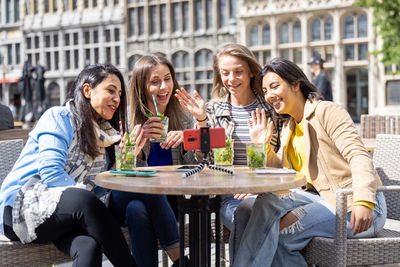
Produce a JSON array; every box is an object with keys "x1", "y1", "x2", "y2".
[{"x1": 232, "y1": 189, "x2": 387, "y2": 267}]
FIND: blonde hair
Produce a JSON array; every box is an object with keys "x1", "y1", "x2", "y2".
[
  {"x1": 211, "y1": 43, "x2": 263, "y2": 99},
  {"x1": 128, "y1": 55, "x2": 188, "y2": 131}
]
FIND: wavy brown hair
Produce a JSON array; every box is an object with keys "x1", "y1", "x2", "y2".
[
  {"x1": 66, "y1": 64, "x2": 127, "y2": 159},
  {"x1": 212, "y1": 43, "x2": 263, "y2": 98},
  {"x1": 128, "y1": 55, "x2": 188, "y2": 130}
]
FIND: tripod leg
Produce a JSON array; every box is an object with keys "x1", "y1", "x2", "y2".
[
  {"x1": 206, "y1": 164, "x2": 235, "y2": 175},
  {"x1": 182, "y1": 159, "x2": 207, "y2": 177}
]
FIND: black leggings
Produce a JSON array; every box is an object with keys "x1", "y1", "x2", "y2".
[{"x1": 4, "y1": 188, "x2": 137, "y2": 267}]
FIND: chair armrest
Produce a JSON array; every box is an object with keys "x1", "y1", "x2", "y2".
[{"x1": 335, "y1": 185, "x2": 400, "y2": 243}]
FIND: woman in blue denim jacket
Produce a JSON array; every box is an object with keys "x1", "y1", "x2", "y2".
[{"x1": 0, "y1": 64, "x2": 138, "y2": 266}]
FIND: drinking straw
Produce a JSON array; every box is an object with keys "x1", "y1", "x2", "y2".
[
  {"x1": 122, "y1": 133, "x2": 126, "y2": 163},
  {"x1": 119, "y1": 121, "x2": 124, "y2": 147},
  {"x1": 152, "y1": 94, "x2": 159, "y2": 115}
]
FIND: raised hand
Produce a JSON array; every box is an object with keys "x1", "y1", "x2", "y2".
[
  {"x1": 160, "y1": 130, "x2": 184, "y2": 150},
  {"x1": 175, "y1": 88, "x2": 207, "y2": 121},
  {"x1": 247, "y1": 108, "x2": 273, "y2": 144}
]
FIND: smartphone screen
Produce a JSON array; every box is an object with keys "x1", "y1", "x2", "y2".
[{"x1": 175, "y1": 165, "x2": 198, "y2": 172}]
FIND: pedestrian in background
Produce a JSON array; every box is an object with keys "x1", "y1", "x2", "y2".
[{"x1": 308, "y1": 55, "x2": 333, "y2": 101}]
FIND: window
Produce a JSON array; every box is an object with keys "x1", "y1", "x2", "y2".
[
  {"x1": 172, "y1": 3, "x2": 180, "y2": 32},
  {"x1": 219, "y1": 0, "x2": 227, "y2": 28},
  {"x1": 250, "y1": 25, "x2": 258, "y2": 46},
  {"x1": 160, "y1": 4, "x2": 166, "y2": 33},
  {"x1": 182, "y1": 2, "x2": 189, "y2": 32},
  {"x1": 358, "y1": 14, "x2": 367, "y2": 37},
  {"x1": 128, "y1": 8, "x2": 136, "y2": 36},
  {"x1": 262, "y1": 24, "x2": 270, "y2": 45},
  {"x1": 172, "y1": 51, "x2": 191, "y2": 90},
  {"x1": 358, "y1": 43, "x2": 368, "y2": 60},
  {"x1": 206, "y1": 0, "x2": 213, "y2": 29},
  {"x1": 387, "y1": 81, "x2": 400, "y2": 105},
  {"x1": 195, "y1": 0, "x2": 203, "y2": 30},
  {"x1": 138, "y1": 7, "x2": 144, "y2": 35},
  {"x1": 195, "y1": 49, "x2": 213, "y2": 99},
  {"x1": 280, "y1": 22, "x2": 289, "y2": 43},
  {"x1": 324, "y1": 18, "x2": 332, "y2": 40},
  {"x1": 293, "y1": 21, "x2": 301, "y2": 42},
  {"x1": 128, "y1": 54, "x2": 142, "y2": 71},
  {"x1": 345, "y1": 44, "x2": 355, "y2": 60},
  {"x1": 149, "y1": 5, "x2": 157, "y2": 34},
  {"x1": 311, "y1": 19, "x2": 321, "y2": 41},
  {"x1": 344, "y1": 15, "x2": 354, "y2": 38}
]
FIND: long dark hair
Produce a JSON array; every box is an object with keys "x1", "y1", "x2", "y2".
[
  {"x1": 66, "y1": 64, "x2": 127, "y2": 159},
  {"x1": 212, "y1": 43, "x2": 263, "y2": 98},
  {"x1": 261, "y1": 58, "x2": 323, "y2": 101},
  {"x1": 128, "y1": 54, "x2": 188, "y2": 131}
]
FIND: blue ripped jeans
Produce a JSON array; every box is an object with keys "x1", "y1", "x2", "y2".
[
  {"x1": 232, "y1": 190, "x2": 387, "y2": 267},
  {"x1": 109, "y1": 191, "x2": 179, "y2": 267}
]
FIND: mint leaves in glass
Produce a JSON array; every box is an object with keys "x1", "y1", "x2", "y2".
[
  {"x1": 246, "y1": 143, "x2": 266, "y2": 170},
  {"x1": 116, "y1": 133, "x2": 137, "y2": 171},
  {"x1": 213, "y1": 138, "x2": 234, "y2": 166},
  {"x1": 146, "y1": 113, "x2": 169, "y2": 143}
]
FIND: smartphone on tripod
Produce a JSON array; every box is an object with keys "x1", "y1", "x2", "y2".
[{"x1": 183, "y1": 127, "x2": 226, "y2": 151}]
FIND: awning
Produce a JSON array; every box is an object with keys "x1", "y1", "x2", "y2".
[{"x1": 0, "y1": 77, "x2": 19, "y2": 84}]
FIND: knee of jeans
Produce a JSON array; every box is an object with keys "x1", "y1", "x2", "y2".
[
  {"x1": 126, "y1": 200, "x2": 150, "y2": 224},
  {"x1": 71, "y1": 235, "x2": 101, "y2": 260},
  {"x1": 279, "y1": 207, "x2": 306, "y2": 235}
]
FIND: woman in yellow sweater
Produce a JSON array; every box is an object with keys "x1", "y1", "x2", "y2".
[{"x1": 232, "y1": 58, "x2": 387, "y2": 267}]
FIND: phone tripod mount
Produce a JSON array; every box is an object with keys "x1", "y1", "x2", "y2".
[{"x1": 182, "y1": 127, "x2": 234, "y2": 178}]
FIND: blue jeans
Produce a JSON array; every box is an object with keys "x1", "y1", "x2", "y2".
[
  {"x1": 109, "y1": 191, "x2": 179, "y2": 267},
  {"x1": 232, "y1": 190, "x2": 387, "y2": 267}
]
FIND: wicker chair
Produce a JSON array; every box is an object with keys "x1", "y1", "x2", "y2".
[
  {"x1": 302, "y1": 134, "x2": 400, "y2": 266},
  {"x1": 0, "y1": 139, "x2": 71, "y2": 266}
]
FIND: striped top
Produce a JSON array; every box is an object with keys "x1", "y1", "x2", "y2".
[{"x1": 231, "y1": 99, "x2": 259, "y2": 165}]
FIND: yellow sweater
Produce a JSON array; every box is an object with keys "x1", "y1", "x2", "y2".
[{"x1": 287, "y1": 120, "x2": 374, "y2": 210}]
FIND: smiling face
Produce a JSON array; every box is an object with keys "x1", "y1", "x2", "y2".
[
  {"x1": 145, "y1": 63, "x2": 174, "y2": 115},
  {"x1": 83, "y1": 74, "x2": 122, "y2": 120},
  {"x1": 262, "y1": 71, "x2": 305, "y2": 122},
  {"x1": 218, "y1": 55, "x2": 254, "y2": 98}
]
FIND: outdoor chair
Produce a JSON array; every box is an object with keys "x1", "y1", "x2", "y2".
[
  {"x1": 360, "y1": 114, "x2": 400, "y2": 138},
  {"x1": 302, "y1": 134, "x2": 400, "y2": 266}
]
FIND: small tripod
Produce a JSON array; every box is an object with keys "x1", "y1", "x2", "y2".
[{"x1": 183, "y1": 127, "x2": 235, "y2": 177}]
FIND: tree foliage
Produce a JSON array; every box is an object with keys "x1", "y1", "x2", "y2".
[{"x1": 355, "y1": 0, "x2": 400, "y2": 70}]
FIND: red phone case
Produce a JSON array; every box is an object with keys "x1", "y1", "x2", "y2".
[{"x1": 183, "y1": 127, "x2": 226, "y2": 151}]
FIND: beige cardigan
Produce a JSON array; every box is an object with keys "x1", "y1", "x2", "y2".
[{"x1": 267, "y1": 99, "x2": 381, "y2": 212}]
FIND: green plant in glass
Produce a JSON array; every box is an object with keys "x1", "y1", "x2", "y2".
[
  {"x1": 116, "y1": 133, "x2": 137, "y2": 171},
  {"x1": 213, "y1": 138, "x2": 234, "y2": 166},
  {"x1": 146, "y1": 113, "x2": 169, "y2": 142},
  {"x1": 246, "y1": 143, "x2": 266, "y2": 170}
]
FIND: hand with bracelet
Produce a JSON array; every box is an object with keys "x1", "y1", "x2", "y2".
[{"x1": 175, "y1": 88, "x2": 208, "y2": 126}]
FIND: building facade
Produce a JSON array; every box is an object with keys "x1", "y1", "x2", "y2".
[
  {"x1": 238, "y1": 0, "x2": 399, "y2": 121},
  {"x1": 0, "y1": 0, "x2": 398, "y2": 122}
]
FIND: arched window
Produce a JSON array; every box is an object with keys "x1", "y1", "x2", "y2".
[
  {"x1": 311, "y1": 18, "x2": 321, "y2": 41},
  {"x1": 262, "y1": 24, "x2": 270, "y2": 45},
  {"x1": 250, "y1": 25, "x2": 259, "y2": 46},
  {"x1": 280, "y1": 22, "x2": 289, "y2": 43},
  {"x1": 195, "y1": 49, "x2": 213, "y2": 100},
  {"x1": 293, "y1": 21, "x2": 301, "y2": 42},
  {"x1": 172, "y1": 51, "x2": 191, "y2": 88},
  {"x1": 324, "y1": 17, "x2": 333, "y2": 40},
  {"x1": 344, "y1": 15, "x2": 354, "y2": 38},
  {"x1": 128, "y1": 54, "x2": 142, "y2": 71},
  {"x1": 358, "y1": 14, "x2": 367, "y2": 37}
]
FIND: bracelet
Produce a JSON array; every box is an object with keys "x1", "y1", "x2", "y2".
[{"x1": 197, "y1": 116, "x2": 207, "y2": 122}]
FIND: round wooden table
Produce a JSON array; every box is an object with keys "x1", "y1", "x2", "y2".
[{"x1": 95, "y1": 165, "x2": 306, "y2": 267}]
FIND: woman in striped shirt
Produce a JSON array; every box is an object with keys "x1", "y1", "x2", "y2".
[{"x1": 175, "y1": 43, "x2": 284, "y2": 260}]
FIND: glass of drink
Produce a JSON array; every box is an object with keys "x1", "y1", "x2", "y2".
[
  {"x1": 246, "y1": 143, "x2": 266, "y2": 170},
  {"x1": 213, "y1": 138, "x2": 234, "y2": 166},
  {"x1": 149, "y1": 116, "x2": 169, "y2": 143},
  {"x1": 115, "y1": 144, "x2": 137, "y2": 171}
]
